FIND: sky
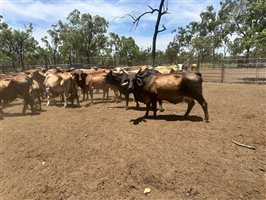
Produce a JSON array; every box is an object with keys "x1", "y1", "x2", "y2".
[{"x1": 1, "y1": 0, "x2": 221, "y2": 51}]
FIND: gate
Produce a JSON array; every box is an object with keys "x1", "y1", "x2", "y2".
[{"x1": 200, "y1": 58, "x2": 266, "y2": 84}]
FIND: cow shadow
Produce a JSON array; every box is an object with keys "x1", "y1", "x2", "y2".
[
  {"x1": 108, "y1": 105, "x2": 146, "y2": 111},
  {"x1": 84, "y1": 99, "x2": 119, "y2": 107},
  {"x1": 130, "y1": 114, "x2": 203, "y2": 125},
  {"x1": 2, "y1": 112, "x2": 41, "y2": 118}
]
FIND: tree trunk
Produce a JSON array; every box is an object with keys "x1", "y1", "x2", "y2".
[{"x1": 152, "y1": 0, "x2": 165, "y2": 67}]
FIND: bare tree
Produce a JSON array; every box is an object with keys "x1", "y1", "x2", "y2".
[{"x1": 123, "y1": 0, "x2": 169, "y2": 67}]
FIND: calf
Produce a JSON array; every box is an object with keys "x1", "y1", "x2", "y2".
[{"x1": 132, "y1": 69, "x2": 209, "y2": 122}]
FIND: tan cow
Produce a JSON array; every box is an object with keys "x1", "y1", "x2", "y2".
[
  {"x1": 44, "y1": 72, "x2": 79, "y2": 107},
  {"x1": 85, "y1": 71, "x2": 109, "y2": 104}
]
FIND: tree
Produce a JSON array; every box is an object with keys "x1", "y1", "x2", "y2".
[
  {"x1": 125, "y1": 0, "x2": 169, "y2": 67},
  {"x1": 225, "y1": 0, "x2": 265, "y2": 58},
  {"x1": 0, "y1": 17, "x2": 38, "y2": 70},
  {"x1": 48, "y1": 9, "x2": 109, "y2": 65}
]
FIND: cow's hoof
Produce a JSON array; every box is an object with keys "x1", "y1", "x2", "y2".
[{"x1": 204, "y1": 119, "x2": 209, "y2": 123}]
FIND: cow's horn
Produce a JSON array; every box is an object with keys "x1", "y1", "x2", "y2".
[{"x1": 121, "y1": 80, "x2": 129, "y2": 86}]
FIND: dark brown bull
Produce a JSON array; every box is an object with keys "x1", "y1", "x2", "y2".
[
  {"x1": 132, "y1": 69, "x2": 209, "y2": 122},
  {"x1": 0, "y1": 73, "x2": 35, "y2": 119}
]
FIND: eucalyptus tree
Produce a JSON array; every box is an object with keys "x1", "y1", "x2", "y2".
[
  {"x1": 224, "y1": 0, "x2": 265, "y2": 58},
  {"x1": 165, "y1": 26, "x2": 193, "y2": 63},
  {"x1": 0, "y1": 16, "x2": 16, "y2": 70},
  {"x1": 107, "y1": 32, "x2": 121, "y2": 65},
  {"x1": 0, "y1": 17, "x2": 38, "y2": 70},
  {"x1": 65, "y1": 9, "x2": 108, "y2": 63},
  {"x1": 42, "y1": 24, "x2": 61, "y2": 64},
  {"x1": 48, "y1": 9, "x2": 108, "y2": 64},
  {"x1": 118, "y1": 36, "x2": 140, "y2": 66}
]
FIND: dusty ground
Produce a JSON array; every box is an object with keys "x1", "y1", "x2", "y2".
[{"x1": 1, "y1": 82, "x2": 265, "y2": 200}]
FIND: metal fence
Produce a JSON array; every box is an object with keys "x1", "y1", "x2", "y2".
[
  {"x1": 200, "y1": 58, "x2": 266, "y2": 84},
  {"x1": 1, "y1": 57, "x2": 265, "y2": 84}
]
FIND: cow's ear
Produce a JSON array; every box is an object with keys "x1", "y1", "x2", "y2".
[{"x1": 136, "y1": 78, "x2": 143, "y2": 86}]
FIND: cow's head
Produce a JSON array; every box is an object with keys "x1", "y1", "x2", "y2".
[
  {"x1": 73, "y1": 69, "x2": 86, "y2": 82},
  {"x1": 121, "y1": 71, "x2": 136, "y2": 91}
]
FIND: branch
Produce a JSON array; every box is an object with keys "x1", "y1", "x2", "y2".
[
  {"x1": 113, "y1": 5, "x2": 160, "y2": 31},
  {"x1": 130, "y1": 8, "x2": 159, "y2": 30},
  {"x1": 158, "y1": 24, "x2": 166, "y2": 33},
  {"x1": 231, "y1": 140, "x2": 256, "y2": 150}
]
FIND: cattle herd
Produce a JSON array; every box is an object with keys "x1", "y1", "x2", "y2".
[{"x1": 0, "y1": 64, "x2": 208, "y2": 122}]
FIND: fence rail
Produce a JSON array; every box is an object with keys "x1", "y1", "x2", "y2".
[
  {"x1": 200, "y1": 58, "x2": 266, "y2": 84},
  {"x1": 1, "y1": 57, "x2": 266, "y2": 84}
]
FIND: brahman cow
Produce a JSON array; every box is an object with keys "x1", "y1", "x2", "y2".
[
  {"x1": 106, "y1": 69, "x2": 164, "y2": 111},
  {"x1": 105, "y1": 70, "x2": 139, "y2": 110},
  {"x1": 131, "y1": 68, "x2": 209, "y2": 122}
]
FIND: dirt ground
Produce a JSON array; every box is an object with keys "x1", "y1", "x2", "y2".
[{"x1": 1, "y1": 82, "x2": 265, "y2": 200}]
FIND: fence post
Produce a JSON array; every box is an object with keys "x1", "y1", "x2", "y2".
[
  {"x1": 255, "y1": 57, "x2": 260, "y2": 84},
  {"x1": 221, "y1": 59, "x2": 225, "y2": 83}
]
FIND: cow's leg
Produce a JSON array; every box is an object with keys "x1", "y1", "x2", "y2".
[
  {"x1": 61, "y1": 94, "x2": 64, "y2": 102},
  {"x1": 194, "y1": 95, "x2": 209, "y2": 122},
  {"x1": 158, "y1": 100, "x2": 164, "y2": 112},
  {"x1": 144, "y1": 103, "x2": 151, "y2": 117},
  {"x1": 46, "y1": 88, "x2": 51, "y2": 106},
  {"x1": 0, "y1": 100, "x2": 4, "y2": 120},
  {"x1": 132, "y1": 93, "x2": 139, "y2": 108},
  {"x1": 29, "y1": 97, "x2": 35, "y2": 113},
  {"x1": 113, "y1": 89, "x2": 118, "y2": 103},
  {"x1": 183, "y1": 98, "x2": 195, "y2": 117},
  {"x1": 23, "y1": 95, "x2": 34, "y2": 114},
  {"x1": 89, "y1": 89, "x2": 94, "y2": 104},
  {"x1": 63, "y1": 93, "x2": 68, "y2": 108},
  {"x1": 125, "y1": 93, "x2": 129, "y2": 110},
  {"x1": 82, "y1": 89, "x2": 86, "y2": 101},
  {"x1": 86, "y1": 90, "x2": 89, "y2": 100},
  {"x1": 75, "y1": 91, "x2": 80, "y2": 106},
  {"x1": 136, "y1": 101, "x2": 139, "y2": 108},
  {"x1": 152, "y1": 100, "x2": 157, "y2": 118},
  {"x1": 106, "y1": 88, "x2": 109, "y2": 99}
]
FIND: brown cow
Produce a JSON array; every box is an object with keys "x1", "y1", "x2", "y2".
[
  {"x1": 132, "y1": 69, "x2": 209, "y2": 122},
  {"x1": 0, "y1": 73, "x2": 35, "y2": 119}
]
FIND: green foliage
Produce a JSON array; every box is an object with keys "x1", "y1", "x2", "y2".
[
  {"x1": 0, "y1": 17, "x2": 38, "y2": 70},
  {"x1": 164, "y1": 0, "x2": 265, "y2": 64}
]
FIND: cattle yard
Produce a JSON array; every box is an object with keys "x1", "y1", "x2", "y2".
[{"x1": 1, "y1": 82, "x2": 265, "y2": 199}]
